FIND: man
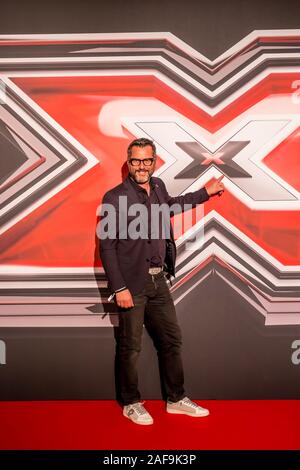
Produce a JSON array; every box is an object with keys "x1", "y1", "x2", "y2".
[{"x1": 99, "y1": 138, "x2": 224, "y2": 425}]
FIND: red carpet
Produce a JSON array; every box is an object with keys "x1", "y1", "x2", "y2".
[{"x1": 0, "y1": 400, "x2": 299, "y2": 450}]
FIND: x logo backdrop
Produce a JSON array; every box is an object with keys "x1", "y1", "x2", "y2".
[{"x1": 0, "y1": 31, "x2": 300, "y2": 328}]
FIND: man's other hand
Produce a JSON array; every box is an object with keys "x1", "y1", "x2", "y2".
[
  {"x1": 115, "y1": 289, "x2": 134, "y2": 308},
  {"x1": 205, "y1": 175, "x2": 225, "y2": 197}
]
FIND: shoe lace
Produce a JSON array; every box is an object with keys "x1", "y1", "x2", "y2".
[
  {"x1": 131, "y1": 402, "x2": 147, "y2": 416},
  {"x1": 181, "y1": 397, "x2": 199, "y2": 408}
]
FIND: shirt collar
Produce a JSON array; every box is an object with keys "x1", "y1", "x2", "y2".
[{"x1": 128, "y1": 175, "x2": 156, "y2": 192}]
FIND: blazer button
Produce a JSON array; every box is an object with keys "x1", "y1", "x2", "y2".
[
  {"x1": 147, "y1": 240, "x2": 151, "y2": 244},
  {"x1": 146, "y1": 258, "x2": 150, "y2": 262}
]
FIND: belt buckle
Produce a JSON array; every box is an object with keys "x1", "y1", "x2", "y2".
[{"x1": 148, "y1": 266, "x2": 162, "y2": 275}]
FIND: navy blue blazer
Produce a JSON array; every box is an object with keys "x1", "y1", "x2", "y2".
[{"x1": 99, "y1": 175, "x2": 209, "y2": 295}]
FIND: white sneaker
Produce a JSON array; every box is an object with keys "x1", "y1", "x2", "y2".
[
  {"x1": 123, "y1": 402, "x2": 154, "y2": 425},
  {"x1": 166, "y1": 397, "x2": 209, "y2": 417}
]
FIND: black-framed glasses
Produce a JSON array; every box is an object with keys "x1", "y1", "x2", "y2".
[{"x1": 128, "y1": 158, "x2": 155, "y2": 167}]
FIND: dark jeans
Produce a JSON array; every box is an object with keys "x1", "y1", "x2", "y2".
[{"x1": 114, "y1": 271, "x2": 185, "y2": 406}]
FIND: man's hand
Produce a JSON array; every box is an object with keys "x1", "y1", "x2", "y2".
[
  {"x1": 205, "y1": 175, "x2": 225, "y2": 197},
  {"x1": 115, "y1": 289, "x2": 134, "y2": 308}
]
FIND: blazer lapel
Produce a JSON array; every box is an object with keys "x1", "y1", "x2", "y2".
[{"x1": 152, "y1": 179, "x2": 175, "y2": 243}]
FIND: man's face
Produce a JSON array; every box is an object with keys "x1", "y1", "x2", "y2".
[{"x1": 127, "y1": 145, "x2": 156, "y2": 184}]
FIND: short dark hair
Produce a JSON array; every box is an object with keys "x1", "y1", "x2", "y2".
[{"x1": 127, "y1": 138, "x2": 156, "y2": 159}]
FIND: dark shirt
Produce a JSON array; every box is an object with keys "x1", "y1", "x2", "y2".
[{"x1": 128, "y1": 176, "x2": 166, "y2": 268}]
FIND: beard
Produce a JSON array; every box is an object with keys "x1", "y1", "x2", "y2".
[{"x1": 130, "y1": 168, "x2": 153, "y2": 184}]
